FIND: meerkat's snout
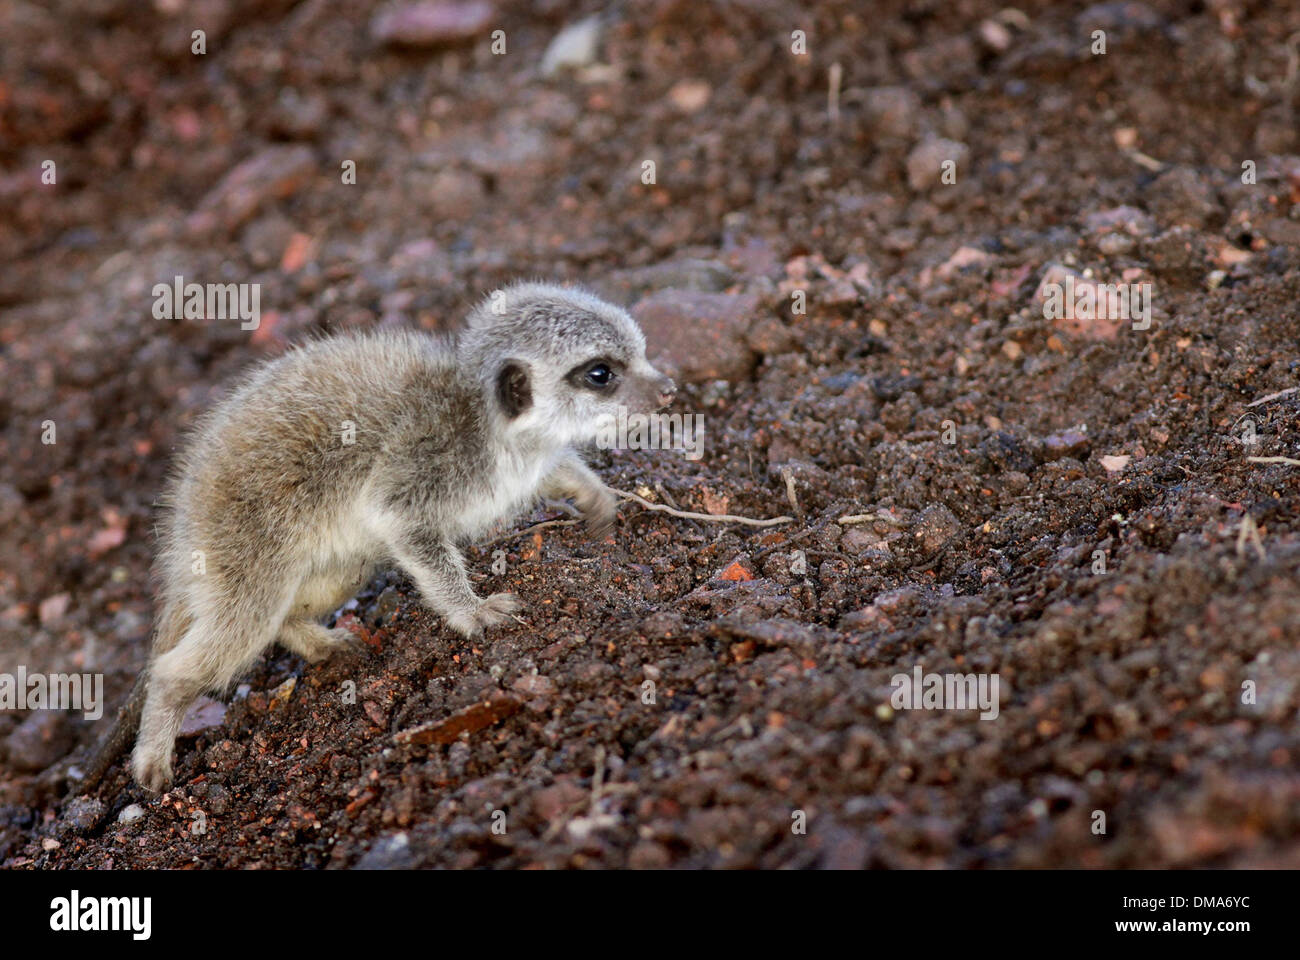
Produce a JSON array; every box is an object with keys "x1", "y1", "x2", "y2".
[
  {"x1": 607, "y1": 363, "x2": 676, "y2": 419},
  {"x1": 658, "y1": 378, "x2": 676, "y2": 407},
  {"x1": 651, "y1": 372, "x2": 677, "y2": 410},
  {"x1": 643, "y1": 371, "x2": 677, "y2": 412},
  {"x1": 122, "y1": 281, "x2": 673, "y2": 794}
]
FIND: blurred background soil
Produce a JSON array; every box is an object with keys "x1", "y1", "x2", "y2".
[{"x1": 2, "y1": 0, "x2": 1300, "y2": 867}]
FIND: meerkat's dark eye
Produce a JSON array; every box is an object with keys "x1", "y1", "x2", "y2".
[{"x1": 567, "y1": 358, "x2": 620, "y2": 393}]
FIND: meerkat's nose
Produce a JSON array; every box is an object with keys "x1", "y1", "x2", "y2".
[{"x1": 656, "y1": 376, "x2": 677, "y2": 408}]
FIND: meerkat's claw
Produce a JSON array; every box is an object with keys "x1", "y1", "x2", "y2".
[
  {"x1": 585, "y1": 510, "x2": 616, "y2": 539},
  {"x1": 131, "y1": 746, "x2": 172, "y2": 796},
  {"x1": 476, "y1": 592, "x2": 522, "y2": 627},
  {"x1": 444, "y1": 593, "x2": 520, "y2": 638},
  {"x1": 582, "y1": 490, "x2": 618, "y2": 538}
]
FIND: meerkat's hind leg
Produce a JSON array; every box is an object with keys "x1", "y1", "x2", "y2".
[
  {"x1": 132, "y1": 649, "x2": 201, "y2": 793},
  {"x1": 276, "y1": 568, "x2": 369, "y2": 661},
  {"x1": 132, "y1": 601, "x2": 284, "y2": 793},
  {"x1": 278, "y1": 618, "x2": 364, "y2": 662}
]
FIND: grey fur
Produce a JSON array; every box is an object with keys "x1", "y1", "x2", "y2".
[{"x1": 116, "y1": 283, "x2": 673, "y2": 793}]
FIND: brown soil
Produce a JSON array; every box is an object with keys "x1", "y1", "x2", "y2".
[{"x1": 3, "y1": 0, "x2": 1300, "y2": 869}]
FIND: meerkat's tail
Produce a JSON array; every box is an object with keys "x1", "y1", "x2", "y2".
[{"x1": 76, "y1": 669, "x2": 149, "y2": 791}]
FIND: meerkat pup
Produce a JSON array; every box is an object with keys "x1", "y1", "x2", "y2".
[{"x1": 120, "y1": 282, "x2": 675, "y2": 793}]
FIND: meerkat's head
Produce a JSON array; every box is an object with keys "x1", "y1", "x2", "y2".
[{"x1": 460, "y1": 282, "x2": 677, "y2": 447}]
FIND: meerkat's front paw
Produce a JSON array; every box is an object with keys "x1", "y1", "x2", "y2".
[
  {"x1": 475, "y1": 592, "x2": 522, "y2": 629},
  {"x1": 580, "y1": 487, "x2": 618, "y2": 538},
  {"x1": 131, "y1": 745, "x2": 173, "y2": 795},
  {"x1": 446, "y1": 592, "x2": 521, "y2": 638}
]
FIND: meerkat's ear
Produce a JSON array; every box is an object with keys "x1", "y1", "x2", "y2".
[{"x1": 496, "y1": 360, "x2": 532, "y2": 418}]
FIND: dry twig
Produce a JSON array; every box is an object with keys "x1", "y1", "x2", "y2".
[
  {"x1": 612, "y1": 488, "x2": 793, "y2": 527},
  {"x1": 1246, "y1": 387, "x2": 1300, "y2": 408}
]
